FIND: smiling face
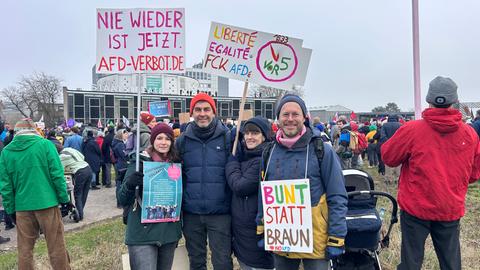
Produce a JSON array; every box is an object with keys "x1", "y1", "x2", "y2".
[
  {"x1": 192, "y1": 101, "x2": 215, "y2": 128},
  {"x1": 243, "y1": 124, "x2": 265, "y2": 150},
  {"x1": 153, "y1": 133, "x2": 172, "y2": 155},
  {"x1": 278, "y1": 102, "x2": 305, "y2": 138}
]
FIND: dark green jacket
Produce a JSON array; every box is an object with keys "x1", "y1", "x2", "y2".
[{"x1": 118, "y1": 156, "x2": 182, "y2": 246}]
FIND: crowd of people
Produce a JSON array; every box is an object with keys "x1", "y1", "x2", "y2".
[{"x1": 0, "y1": 76, "x2": 479, "y2": 270}]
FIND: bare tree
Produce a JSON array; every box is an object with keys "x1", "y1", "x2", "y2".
[
  {"x1": 1, "y1": 72, "x2": 62, "y2": 126},
  {"x1": 248, "y1": 84, "x2": 304, "y2": 98},
  {"x1": 2, "y1": 86, "x2": 37, "y2": 118}
]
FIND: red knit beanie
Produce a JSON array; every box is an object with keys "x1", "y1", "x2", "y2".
[
  {"x1": 150, "y1": 123, "x2": 174, "y2": 145},
  {"x1": 140, "y1": 111, "x2": 156, "y2": 125},
  {"x1": 190, "y1": 93, "x2": 216, "y2": 115}
]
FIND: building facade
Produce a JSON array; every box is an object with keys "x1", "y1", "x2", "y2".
[
  {"x1": 92, "y1": 62, "x2": 229, "y2": 97},
  {"x1": 63, "y1": 87, "x2": 276, "y2": 126}
]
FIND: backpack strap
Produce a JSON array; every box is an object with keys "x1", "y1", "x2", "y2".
[
  {"x1": 260, "y1": 141, "x2": 275, "y2": 181},
  {"x1": 313, "y1": 137, "x2": 325, "y2": 163}
]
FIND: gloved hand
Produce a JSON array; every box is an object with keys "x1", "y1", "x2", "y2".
[
  {"x1": 61, "y1": 201, "x2": 75, "y2": 211},
  {"x1": 8, "y1": 213, "x2": 16, "y2": 225},
  {"x1": 326, "y1": 246, "x2": 344, "y2": 260},
  {"x1": 126, "y1": 172, "x2": 144, "y2": 190},
  {"x1": 257, "y1": 238, "x2": 265, "y2": 249}
]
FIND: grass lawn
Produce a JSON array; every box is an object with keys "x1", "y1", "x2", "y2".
[
  {"x1": 363, "y1": 166, "x2": 480, "y2": 270},
  {"x1": 0, "y1": 218, "x2": 128, "y2": 270},
  {"x1": 0, "y1": 166, "x2": 478, "y2": 269}
]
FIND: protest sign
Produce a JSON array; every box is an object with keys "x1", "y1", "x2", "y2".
[
  {"x1": 241, "y1": 109, "x2": 253, "y2": 121},
  {"x1": 142, "y1": 162, "x2": 182, "y2": 223},
  {"x1": 96, "y1": 8, "x2": 185, "y2": 74},
  {"x1": 204, "y1": 22, "x2": 312, "y2": 90},
  {"x1": 149, "y1": 100, "x2": 171, "y2": 117},
  {"x1": 261, "y1": 179, "x2": 313, "y2": 253},
  {"x1": 178, "y1": 112, "x2": 191, "y2": 124}
]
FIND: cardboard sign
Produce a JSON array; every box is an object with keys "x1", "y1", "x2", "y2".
[
  {"x1": 261, "y1": 179, "x2": 313, "y2": 253},
  {"x1": 204, "y1": 22, "x2": 312, "y2": 90},
  {"x1": 241, "y1": 109, "x2": 253, "y2": 121},
  {"x1": 179, "y1": 112, "x2": 191, "y2": 124},
  {"x1": 149, "y1": 100, "x2": 171, "y2": 117},
  {"x1": 96, "y1": 8, "x2": 185, "y2": 74}
]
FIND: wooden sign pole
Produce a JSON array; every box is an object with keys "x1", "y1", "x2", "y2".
[{"x1": 232, "y1": 81, "x2": 249, "y2": 155}]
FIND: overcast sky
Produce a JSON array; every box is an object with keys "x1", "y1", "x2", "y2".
[{"x1": 1, "y1": 0, "x2": 479, "y2": 112}]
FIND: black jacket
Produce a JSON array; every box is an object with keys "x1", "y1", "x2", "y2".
[
  {"x1": 82, "y1": 137, "x2": 102, "y2": 173},
  {"x1": 225, "y1": 142, "x2": 274, "y2": 269},
  {"x1": 102, "y1": 131, "x2": 114, "y2": 163},
  {"x1": 380, "y1": 120, "x2": 401, "y2": 144}
]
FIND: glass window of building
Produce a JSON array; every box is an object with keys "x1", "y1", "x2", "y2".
[
  {"x1": 74, "y1": 94, "x2": 84, "y2": 120},
  {"x1": 172, "y1": 101, "x2": 182, "y2": 118},
  {"x1": 119, "y1": 99, "x2": 129, "y2": 119},
  {"x1": 220, "y1": 102, "x2": 230, "y2": 118},
  {"x1": 89, "y1": 98, "x2": 100, "y2": 123},
  {"x1": 264, "y1": 103, "x2": 274, "y2": 120}
]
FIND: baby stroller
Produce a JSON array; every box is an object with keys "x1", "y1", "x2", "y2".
[
  {"x1": 61, "y1": 174, "x2": 80, "y2": 222},
  {"x1": 332, "y1": 169, "x2": 398, "y2": 270}
]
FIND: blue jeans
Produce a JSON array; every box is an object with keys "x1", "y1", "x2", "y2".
[
  {"x1": 182, "y1": 213, "x2": 232, "y2": 270},
  {"x1": 273, "y1": 254, "x2": 330, "y2": 270},
  {"x1": 128, "y1": 241, "x2": 178, "y2": 270}
]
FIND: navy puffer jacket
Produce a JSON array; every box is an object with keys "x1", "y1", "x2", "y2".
[
  {"x1": 225, "y1": 142, "x2": 274, "y2": 269},
  {"x1": 175, "y1": 120, "x2": 232, "y2": 214}
]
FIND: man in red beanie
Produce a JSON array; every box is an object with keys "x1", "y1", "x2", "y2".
[{"x1": 176, "y1": 92, "x2": 233, "y2": 270}]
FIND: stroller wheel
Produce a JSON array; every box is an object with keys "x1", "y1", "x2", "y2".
[{"x1": 71, "y1": 209, "x2": 80, "y2": 223}]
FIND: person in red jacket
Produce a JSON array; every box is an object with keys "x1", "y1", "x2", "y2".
[{"x1": 381, "y1": 76, "x2": 480, "y2": 270}]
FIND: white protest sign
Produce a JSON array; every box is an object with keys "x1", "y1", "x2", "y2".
[
  {"x1": 261, "y1": 179, "x2": 313, "y2": 253},
  {"x1": 96, "y1": 8, "x2": 185, "y2": 74},
  {"x1": 204, "y1": 22, "x2": 312, "y2": 90}
]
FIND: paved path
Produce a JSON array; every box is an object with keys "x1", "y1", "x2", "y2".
[
  {"x1": 0, "y1": 185, "x2": 122, "y2": 251},
  {"x1": 0, "y1": 184, "x2": 191, "y2": 270}
]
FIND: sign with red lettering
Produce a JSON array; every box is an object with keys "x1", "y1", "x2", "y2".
[
  {"x1": 204, "y1": 22, "x2": 312, "y2": 90},
  {"x1": 260, "y1": 179, "x2": 313, "y2": 253},
  {"x1": 96, "y1": 8, "x2": 185, "y2": 74}
]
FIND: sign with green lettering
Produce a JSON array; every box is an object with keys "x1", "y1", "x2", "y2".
[{"x1": 260, "y1": 179, "x2": 313, "y2": 253}]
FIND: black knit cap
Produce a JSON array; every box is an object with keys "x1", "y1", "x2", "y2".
[
  {"x1": 241, "y1": 116, "x2": 271, "y2": 141},
  {"x1": 275, "y1": 94, "x2": 308, "y2": 119}
]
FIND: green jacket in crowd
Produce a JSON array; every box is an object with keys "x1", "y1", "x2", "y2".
[{"x1": 0, "y1": 134, "x2": 69, "y2": 214}]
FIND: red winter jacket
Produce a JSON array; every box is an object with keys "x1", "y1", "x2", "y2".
[{"x1": 381, "y1": 108, "x2": 480, "y2": 221}]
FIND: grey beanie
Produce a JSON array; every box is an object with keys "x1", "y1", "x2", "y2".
[{"x1": 426, "y1": 76, "x2": 458, "y2": 106}]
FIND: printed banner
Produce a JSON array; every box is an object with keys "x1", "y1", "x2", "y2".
[
  {"x1": 204, "y1": 22, "x2": 312, "y2": 90},
  {"x1": 146, "y1": 76, "x2": 163, "y2": 93},
  {"x1": 261, "y1": 179, "x2": 313, "y2": 253},
  {"x1": 142, "y1": 162, "x2": 182, "y2": 223},
  {"x1": 149, "y1": 100, "x2": 171, "y2": 117},
  {"x1": 96, "y1": 8, "x2": 185, "y2": 74}
]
